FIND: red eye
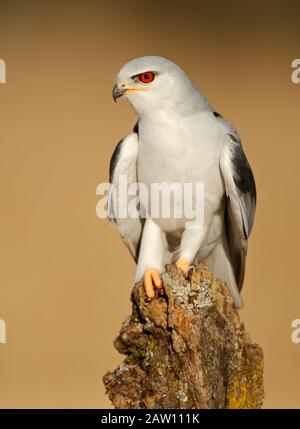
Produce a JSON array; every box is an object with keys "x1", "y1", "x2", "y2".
[{"x1": 139, "y1": 72, "x2": 155, "y2": 83}]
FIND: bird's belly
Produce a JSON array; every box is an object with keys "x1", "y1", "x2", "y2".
[
  {"x1": 138, "y1": 151, "x2": 224, "y2": 234},
  {"x1": 137, "y1": 114, "x2": 225, "y2": 234}
]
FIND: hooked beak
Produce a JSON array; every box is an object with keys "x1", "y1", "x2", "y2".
[{"x1": 112, "y1": 83, "x2": 124, "y2": 102}]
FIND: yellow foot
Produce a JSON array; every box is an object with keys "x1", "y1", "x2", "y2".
[
  {"x1": 175, "y1": 258, "x2": 190, "y2": 278},
  {"x1": 143, "y1": 269, "x2": 162, "y2": 299}
]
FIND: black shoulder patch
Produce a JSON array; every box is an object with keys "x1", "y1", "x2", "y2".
[
  {"x1": 232, "y1": 143, "x2": 256, "y2": 201},
  {"x1": 213, "y1": 111, "x2": 223, "y2": 118},
  {"x1": 109, "y1": 138, "x2": 124, "y2": 183},
  {"x1": 228, "y1": 133, "x2": 239, "y2": 143},
  {"x1": 133, "y1": 121, "x2": 139, "y2": 135}
]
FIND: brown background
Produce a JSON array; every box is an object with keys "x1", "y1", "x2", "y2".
[{"x1": 0, "y1": 0, "x2": 299, "y2": 408}]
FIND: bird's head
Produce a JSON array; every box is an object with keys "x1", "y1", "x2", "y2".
[{"x1": 113, "y1": 56, "x2": 204, "y2": 117}]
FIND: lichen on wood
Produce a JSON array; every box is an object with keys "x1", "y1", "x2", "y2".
[{"x1": 103, "y1": 262, "x2": 264, "y2": 409}]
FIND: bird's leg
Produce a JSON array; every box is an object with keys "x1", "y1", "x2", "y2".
[
  {"x1": 134, "y1": 218, "x2": 166, "y2": 299},
  {"x1": 175, "y1": 258, "x2": 190, "y2": 278},
  {"x1": 176, "y1": 227, "x2": 204, "y2": 278}
]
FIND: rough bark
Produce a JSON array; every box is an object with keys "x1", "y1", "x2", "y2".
[{"x1": 103, "y1": 262, "x2": 264, "y2": 409}]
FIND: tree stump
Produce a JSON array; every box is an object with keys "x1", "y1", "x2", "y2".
[{"x1": 103, "y1": 262, "x2": 264, "y2": 409}]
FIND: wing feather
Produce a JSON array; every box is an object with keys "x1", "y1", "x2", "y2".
[
  {"x1": 220, "y1": 133, "x2": 256, "y2": 290},
  {"x1": 108, "y1": 127, "x2": 143, "y2": 262}
]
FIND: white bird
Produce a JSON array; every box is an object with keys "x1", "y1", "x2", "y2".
[{"x1": 109, "y1": 56, "x2": 256, "y2": 308}]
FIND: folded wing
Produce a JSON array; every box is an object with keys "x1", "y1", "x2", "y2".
[
  {"x1": 109, "y1": 125, "x2": 143, "y2": 262},
  {"x1": 220, "y1": 132, "x2": 256, "y2": 290}
]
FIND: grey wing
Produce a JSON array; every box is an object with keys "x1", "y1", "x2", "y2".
[
  {"x1": 109, "y1": 125, "x2": 143, "y2": 262},
  {"x1": 219, "y1": 132, "x2": 256, "y2": 290}
]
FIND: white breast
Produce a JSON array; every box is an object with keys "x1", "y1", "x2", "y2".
[{"x1": 138, "y1": 111, "x2": 223, "y2": 187}]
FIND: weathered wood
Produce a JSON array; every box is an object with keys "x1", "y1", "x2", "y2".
[{"x1": 103, "y1": 262, "x2": 264, "y2": 409}]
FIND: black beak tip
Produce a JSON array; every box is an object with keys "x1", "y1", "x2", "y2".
[{"x1": 112, "y1": 83, "x2": 123, "y2": 103}]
